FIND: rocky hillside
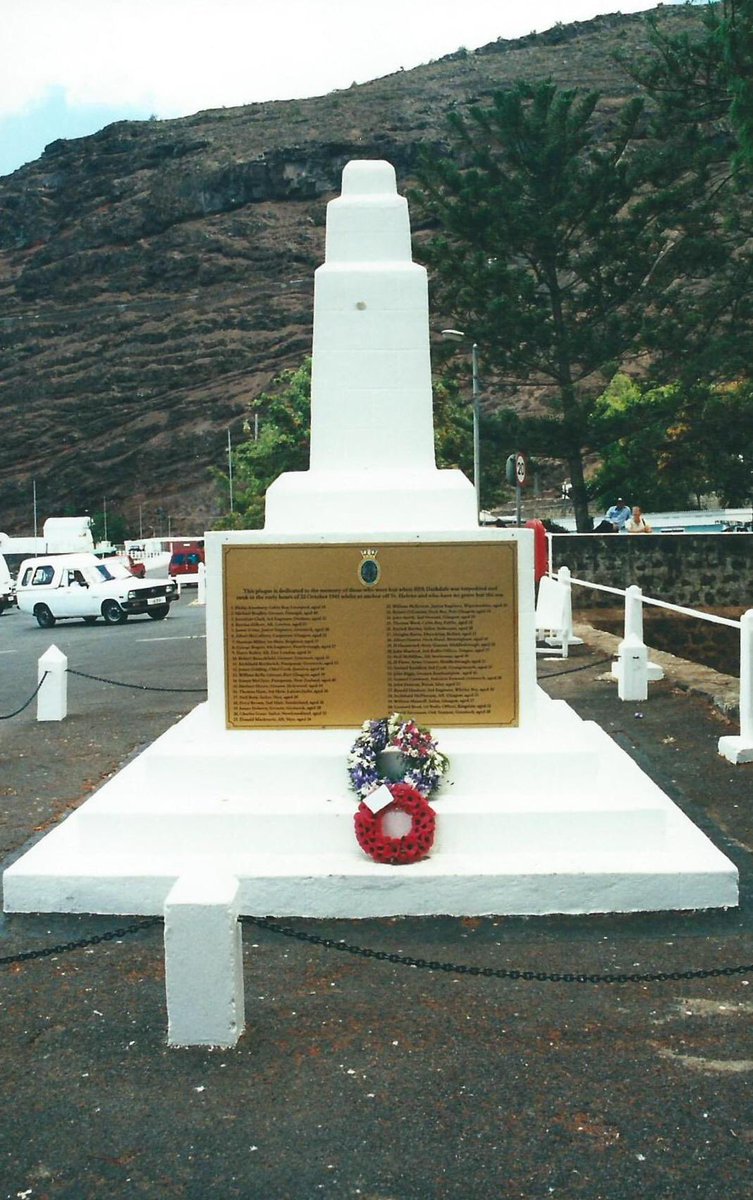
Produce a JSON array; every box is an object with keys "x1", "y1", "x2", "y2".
[{"x1": 0, "y1": 6, "x2": 701, "y2": 536}]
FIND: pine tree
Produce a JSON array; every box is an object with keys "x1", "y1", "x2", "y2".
[
  {"x1": 618, "y1": 2, "x2": 753, "y2": 384},
  {"x1": 414, "y1": 80, "x2": 720, "y2": 530}
]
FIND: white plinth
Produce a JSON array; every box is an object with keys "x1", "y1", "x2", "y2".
[
  {"x1": 3, "y1": 689, "x2": 737, "y2": 917},
  {"x1": 1, "y1": 159, "x2": 739, "y2": 920},
  {"x1": 265, "y1": 467, "x2": 477, "y2": 534},
  {"x1": 718, "y1": 735, "x2": 753, "y2": 765},
  {"x1": 164, "y1": 873, "x2": 245, "y2": 1047}
]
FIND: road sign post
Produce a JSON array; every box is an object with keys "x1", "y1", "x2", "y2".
[{"x1": 514, "y1": 452, "x2": 528, "y2": 526}]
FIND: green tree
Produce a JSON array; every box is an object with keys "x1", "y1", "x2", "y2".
[
  {"x1": 213, "y1": 360, "x2": 312, "y2": 530},
  {"x1": 413, "y1": 80, "x2": 721, "y2": 529},
  {"x1": 623, "y1": 2, "x2": 753, "y2": 172},
  {"x1": 89, "y1": 508, "x2": 130, "y2": 546},
  {"x1": 589, "y1": 376, "x2": 697, "y2": 510},
  {"x1": 590, "y1": 374, "x2": 753, "y2": 509},
  {"x1": 724, "y1": 0, "x2": 753, "y2": 167},
  {"x1": 618, "y1": 3, "x2": 753, "y2": 384},
  {"x1": 432, "y1": 373, "x2": 522, "y2": 510}
]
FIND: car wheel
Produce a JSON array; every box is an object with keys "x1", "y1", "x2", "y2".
[
  {"x1": 102, "y1": 600, "x2": 127, "y2": 625},
  {"x1": 35, "y1": 604, "x2": 56, "y2": 628},
  {"x1": 147, "y1": 605, "x2": 170, "y2": 621},
  {"x1": 82, "y1": 615, "x2": 98, "y2": 625},
  {"x1": 0, "y1": 601, "x2": 6, "y2": 615}
]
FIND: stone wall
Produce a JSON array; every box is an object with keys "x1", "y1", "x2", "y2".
[{"x1": 549, "y1": 533, "x2": 753, "y2": 610}]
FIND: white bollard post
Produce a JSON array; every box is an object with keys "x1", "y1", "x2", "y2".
[
  {"x1": 556, "y1": 566, "x2": 573, "y2": 658},
  {"x1": 555, "y1": 565, "x2": 583, "y2": 656},
  {"x1": 616, "y1": 635, "x2": 649, "y2": 702},
  {"x1": 37, "y1": 645, "x2": 68, "y2": 721},
  {"x1": 719, "y1": 609, "x2": 753, "y2": 764},
  {"x1": 624, "y1": 584, "x2": 644, "y2": 643},
  {"x1": 164, "y1": 873, "x2": 245, "y2": 1047},
  {"x1": 614, "y1": 586, "x2": 649, "y2": 702},
  {"x1": 197, "y1": 561, "x2": 206, "y2": 606}
]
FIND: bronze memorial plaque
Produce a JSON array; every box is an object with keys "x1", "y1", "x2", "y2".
[{"x1": 223, "y1": 541, "x2": 518, "y2": 729}]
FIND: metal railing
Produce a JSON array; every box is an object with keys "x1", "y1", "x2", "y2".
[{"x1": 544, "y1": 564, "x2": 753, "y2": 765}]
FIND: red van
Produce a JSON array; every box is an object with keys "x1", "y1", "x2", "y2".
[{"x1": 168, "y1": 541, "x2": 205, "y2": 585}]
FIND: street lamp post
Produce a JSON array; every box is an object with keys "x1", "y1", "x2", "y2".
[
  {"x1": 227, "y1": 428, "x2": 235, "y2": 514},
  {"x1": 441, "y1": 329, "x2": 481, "y2": 518}
]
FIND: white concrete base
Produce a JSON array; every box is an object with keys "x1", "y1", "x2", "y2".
[
  {"x1": 718, "y1": 735, "x2": 753, "y2": 765},
  {"x1": 3, "y1": 690, "x2": 738, "y2": 918},
  {"x1": 264, "y1": 467, "x2": 477, "y2": 533},
  {"x1": 164, "y1": 873, "x2": 245, "y2": 1047},
  {"x1": 611, "y1": 658, "x2": 665, "y2": 695},
  {"x1": 611, "y1": 636, "x2": 668, "y2": 701}
]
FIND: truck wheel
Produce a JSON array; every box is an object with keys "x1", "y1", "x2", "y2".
[
  {"x1": 82, "y1": 616, "x2": 98, "y2": 625},
  {"x1": 102, "y1": 600, "x2": 127, "y2": 625},
  {"x1": 147, "y1": 605, "x2": 169, "y2": 621},
  {"x1": 35, "y1": 604, "x2": 56, "y2": 628}
]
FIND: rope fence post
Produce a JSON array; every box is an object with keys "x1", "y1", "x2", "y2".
[
  {"x1": 556, "y1": 566, "x2": 574, "y2": 649},
  {"x1": 613, "y1": 585, "x2": 649, "y2": 701},
  {"x1": 37, "y1": 645, "x2": 68, "y2": 721},
  {"x1": 610, "y1": 585, "x2": 665, "y2": 702},
  {"x1": 197, "y1": 561, "x2": 207, "y2": 607},
  {"x1": 719, "y1": 608, "x2": 753, "y2": 765}
]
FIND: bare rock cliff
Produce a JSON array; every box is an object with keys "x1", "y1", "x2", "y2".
[{"x1": 0, "y1": 7, "x2": 697, "y2": 534}]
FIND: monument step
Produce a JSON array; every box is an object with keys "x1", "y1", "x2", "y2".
[
  {"x1": 3, "y1": 834, "x2": 736, "y2": 919},
  {"x1": 134, "y1": 700, "x2": 606, "y2": 801},
  {"x1": 71, "y1": 787, "x2": 668, "y2": 857}
]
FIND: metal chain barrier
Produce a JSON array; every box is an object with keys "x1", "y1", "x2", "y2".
[
  {"x1": 242, "y1": 915, "x2": 753, "y2": 986},
  {"x1": 66, "y1": 668, "x2": 206, "y2": 694},
  {"x1": 3, "y1": 913, "x2": 753, "y2": 983},
  {"x1": 0, "y1": 672, "x2": 49, "y2": 720},
  {"x1": 0, "y1": 917, "x2": 160, "y2": 966},
  {"x1": 537, "y1": 657, "x2": 614, "y2": 679}
]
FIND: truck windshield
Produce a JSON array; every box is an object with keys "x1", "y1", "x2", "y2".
[
  {"x1": 93, "y1": 563, "x2": 132, "y2": 582},
  {"x1": 105, "y1": 562, "x2": 134, "y2": 580}
]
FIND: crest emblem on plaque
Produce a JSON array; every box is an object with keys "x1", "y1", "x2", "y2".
[{"x1": 358, "y1": 549, "x2": 380, "y2": 587}]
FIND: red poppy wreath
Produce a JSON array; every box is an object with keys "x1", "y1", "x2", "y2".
[
  {"x1": 348, "y1": 715, "x2": 448, "y2": 866},
  {"x1": 354, "y1": 782, "x2": 436, "y2": 866}
]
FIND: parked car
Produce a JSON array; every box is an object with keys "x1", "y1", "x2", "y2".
[
  {"x1": 168, "y1": 541, "x2": 205, "y2": 585},
  {"x1": 15, "y1": 553, "x2": 180, "y2": 627},
  {"x1": 94, "y1": 550, "x2": 146, "y2": 578},
  {"x1": 0, "y1": 553, "x2": 16, "y2": 613}
]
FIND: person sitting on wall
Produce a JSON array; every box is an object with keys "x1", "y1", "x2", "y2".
[
  {"x1": 605, "y1": 497, "x2": 632, "y2": 532},
  {"x1": 626, "y1": 505, "x2": 652, "y2": 534}
]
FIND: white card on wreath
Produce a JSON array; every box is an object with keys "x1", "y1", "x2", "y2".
[{"x1": 363, "y1": 784, "x2": 394, "y2": 814}]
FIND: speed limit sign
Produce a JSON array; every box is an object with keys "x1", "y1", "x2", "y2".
[{"x1": 514, "y1": 452, "x2": 528, "y2": 488}]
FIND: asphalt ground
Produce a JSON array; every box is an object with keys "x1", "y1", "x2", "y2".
[{"x1": 1, "y1": 604, "x2": 753, "y2": 1200}]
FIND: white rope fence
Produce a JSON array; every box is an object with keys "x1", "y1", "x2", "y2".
[{"x1": 548, "y1": 567, "x2": 753, "y2": 766}]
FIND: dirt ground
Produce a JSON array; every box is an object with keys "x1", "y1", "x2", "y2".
[{"x1": 1, "y1": 633, "x2": 753, "y2": 1200}]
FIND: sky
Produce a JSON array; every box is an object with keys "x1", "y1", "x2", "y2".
[{"x1": 1, "y1": 0, "x2": 687, "y2": 178}]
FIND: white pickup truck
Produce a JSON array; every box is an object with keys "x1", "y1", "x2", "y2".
[{"x1": 15, "y1": 553, "x2": 180, "y2": 628}]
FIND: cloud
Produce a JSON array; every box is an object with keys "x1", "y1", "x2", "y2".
[{"x1": 0, "y1": 0, "x2": 668, "y2": 121}]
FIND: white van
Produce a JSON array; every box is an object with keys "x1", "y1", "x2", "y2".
[
  {"x1": 0, "y1": 553, "x2": 15, "y2": 614},
  {"x1": 15, "y1": 553, "x2": 179, "y2": 627}
]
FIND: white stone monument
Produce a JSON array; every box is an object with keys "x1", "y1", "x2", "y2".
[{"x1": 4, "y1": 160, "x2": 738, "y2": 935}]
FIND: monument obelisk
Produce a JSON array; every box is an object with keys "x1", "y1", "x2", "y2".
[
  {"x1": 3, "y1": 161, "x2": 738, "y2": 928},
  {"x1": 264, "y1": 159, "x2": 478, "y2": 534}
]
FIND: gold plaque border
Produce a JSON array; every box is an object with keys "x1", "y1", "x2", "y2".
[{"x1": 222, "y1": 540, "x2": 519, "y2": 730}]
